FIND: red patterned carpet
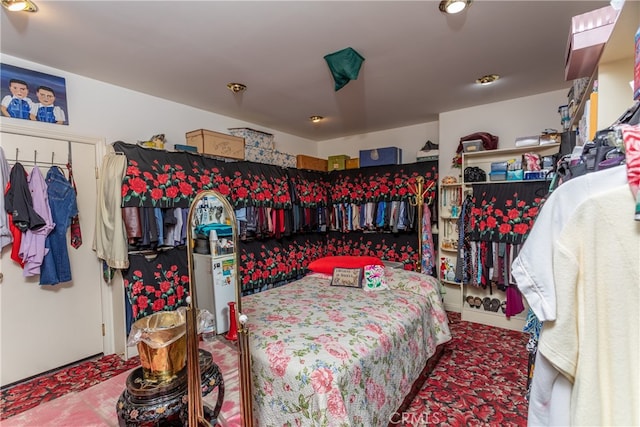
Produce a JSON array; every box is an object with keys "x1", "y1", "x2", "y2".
[
  {"x1": 1, "y1": 312, "x2": 529, "y2": 425},
  {"x1": 402, "y1": 312, "x2": 529, "y2": 426},
  {"x1": 0, "y1": 354, "x2": 140, "y2": 420}
]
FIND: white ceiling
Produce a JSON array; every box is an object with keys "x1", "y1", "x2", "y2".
[{"x1": 1, "y1": 0, "x2": 612, "y2": 141}]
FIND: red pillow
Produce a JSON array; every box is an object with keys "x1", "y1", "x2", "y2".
[{"x1": 307, "y1": 256, "x2": 384, "y2": 275}]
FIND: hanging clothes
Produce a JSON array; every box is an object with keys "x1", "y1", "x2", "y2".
[
  {"x1": 40, "y1": 166, "x2": 78, "y2": 285},
  {"x1": 93, "y1": 153, "x2": 129, "y2": 269},
  {"x1": 539, "y1": 184, "x2": 638, "y2": 426},
  {"x1": 511, "y1": 165, "x2": 628, "y2": 426},
  {"x1": 0, "y1": 147, "x2": 12, "y2": 249},
  {"x1": 420, "y1": 203, "x2": 435, "y2": 275},
  {"x1": 66, "y1": 162, "x2": 82, "y2": 249},
  {"x1": 19, "y1": 166, "x2": 54, "y2": 277},
  {"x1": 5, "y1": 162, "x2": 45, "y2": 232}
]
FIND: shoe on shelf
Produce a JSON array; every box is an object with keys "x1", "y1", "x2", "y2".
[
  {"x1": 473, "y1": 297, "x2": 482, "y2": 309},
  {"x1": 465, "y1": 295, "x2": 475, "y2": 308}
]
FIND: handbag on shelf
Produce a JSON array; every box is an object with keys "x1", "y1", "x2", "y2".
[{"x1": 464, "y1": 166, "x2": 487, "y2": 183}]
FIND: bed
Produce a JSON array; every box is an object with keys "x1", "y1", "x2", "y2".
[{"x1": 242, "y1": 267, "x2": 452, "y2": 426}]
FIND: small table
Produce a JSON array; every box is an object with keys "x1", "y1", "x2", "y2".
[{"x1": 116, "y1": 349, "x2": 224, "y2": 426}]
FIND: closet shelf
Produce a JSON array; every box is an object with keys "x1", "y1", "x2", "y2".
[
  {"x1": 441, "y1": 279, "x2": 460, "y2": 286},
  {"x1": 440, "y1": 245, "x2": 458, "y2": 253},
  {"x1": 441, "y1": 215, "x2": 459, "y2": 220},
  {"x1": 467, "y1": 179, "x2": 551, "y2": 185},
  {"x1": 462, "y1": 143, "x2": 561, "y2": 160}
]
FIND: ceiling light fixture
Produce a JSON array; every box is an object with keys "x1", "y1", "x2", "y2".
[
  {"x1": 475, "y1": 74, "x2": 500, "y2": 85},
  {"x1": 1, "y1": 0, "x2": 38, "y2": 12},
  {"x1": 226, "y1": 82, "x2": 246, "y2": 94},
  {"x1": 309, "y1": 115, "x2": 324, "y2": 123},
  {"x1": 438, "y1": 0, "x2": 471, "y2": 14}
]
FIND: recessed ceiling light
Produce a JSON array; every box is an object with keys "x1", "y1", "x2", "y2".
[
  {"x1": 309, "y1": 115, "x2": 324, "y2": 123},
  {"x1": 1, "y1": 0, "x2": 38, "y2": 12},
  {"x1": 475, "y1": 74, "x2": 500, "y2": 85},
  {"x1": 439, "y1": 0, "x2": 471, "y2": 15},
  {"x1": 227, "y1": 82, "x2": 247, "y2": 94}
]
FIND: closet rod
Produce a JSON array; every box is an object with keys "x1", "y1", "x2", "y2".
[{"x1": 8, "y1": 160, "x2": 69, "y2": 167}]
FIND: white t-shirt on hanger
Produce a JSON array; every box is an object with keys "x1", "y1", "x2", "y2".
[{"x1": 511, "y1": 165, "x2": 628, "y2": 426}]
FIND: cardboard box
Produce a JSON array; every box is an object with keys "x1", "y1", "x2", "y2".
[
  {"x1": 359, "y1": 147, "x2": 402, "y2": 167},
  {"x1": 186, "y1": 129, "x2": 245, "y2": 160},
  {"x1": 328, "y1": 155, "x2": 350, "y2": 171},
  {"x1": 228, "y1": 127, "x2": 274, "y2": 150},
  {"x1": 346, "y1": 158, "x2": 359, "y2": 169},
  {"x1": 296, "y1": 155, "x2": 328, "y2": 172}
]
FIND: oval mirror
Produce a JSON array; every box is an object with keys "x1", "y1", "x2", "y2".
[{"x1": 184, "y1": 190, "x2": 253, "y2": 426}]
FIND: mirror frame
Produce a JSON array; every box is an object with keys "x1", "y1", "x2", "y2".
[{"x1": 185, "y1": 190, "x2": 253, "y2": 426}]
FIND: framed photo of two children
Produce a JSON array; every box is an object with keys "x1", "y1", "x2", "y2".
[{"x1": 0, "y1": 63, "x2": 68, "y2": 125}]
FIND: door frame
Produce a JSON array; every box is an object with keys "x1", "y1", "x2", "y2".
[{"x1": 0, "y1": 122, "x2": 123, "y2": 356}]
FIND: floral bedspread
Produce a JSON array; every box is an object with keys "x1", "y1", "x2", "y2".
[{"x1": 242, "y1": 268, "x2": 452, "y2": 426}]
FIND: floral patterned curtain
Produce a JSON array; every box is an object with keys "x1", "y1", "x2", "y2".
[
  {"x1": 469, "y1": 182, "x2": 547, "y2": 244},
  {"x1": 113, "y1": 142, "x2": 292, "y2": 208},
  {"x1": 286, "y1": 168, "x2": 329, "y2": 207},
  {"x1": 328, "y1": 161, "x2": 437, "y2": 205}
]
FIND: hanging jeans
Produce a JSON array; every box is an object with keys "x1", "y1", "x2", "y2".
[{"x1": 40, "y1": 167, "x2": 78, "y2": 285}]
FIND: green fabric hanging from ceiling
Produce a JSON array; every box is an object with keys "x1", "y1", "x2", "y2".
[{"x1": 324, "y1": 47, "x2": 365, "y2": 91}]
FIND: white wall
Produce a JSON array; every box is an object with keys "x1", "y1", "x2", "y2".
[
  {"x1": 317, "y1": 122, "x2": 439, "y2": 163},
  {"x1": 437, "y1": 89, "x2": 567, "y2": 179},
  {"x1": 318, "y1": 90, "x2": 567, "y2": 177},
  {"x1": 0, "y1": 54, "x2": 317, "y2": 157}
]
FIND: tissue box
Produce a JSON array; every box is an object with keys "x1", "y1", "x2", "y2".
[
  {"x1": 507, "y1": 170, "x2": 524, "y2": 181},
  {"x1": 185, "y1": 129, "x2": 245, "y2": 160},
  {"x1": 228, "y1": 127, "x2": 274, "y2": 150},
  {"x1": 359, "y1": 147, "x2": 402, "y2": 167},
  {"x1": 328, "y1": 155, "x2": 350, "y2": 171}
]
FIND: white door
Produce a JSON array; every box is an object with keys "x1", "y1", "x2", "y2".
[{"x1": 0, "y1": 127, "x2": 104, "y2": 386}]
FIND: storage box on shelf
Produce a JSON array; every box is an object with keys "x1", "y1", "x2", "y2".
[
  {"x1": 438, "y1": 181, "x2": 463, "y2": 312},
  {"x1": 272, "y1": 150, "x2": 297, "y2": 168},
  {"x1": 296, "y1": 155, "x2": 328, "y2": 172},
  {"x1": 185, "y1": 129, "x2": 245, "y2": 160},
  {"x1": 346, "y1": 158, "x2": 359, "y2": 169},
  {"x1": 245, "y1": 146, "x2": 274, "y2": 164},
  {"x1": 227, "y1": 127, "x2": 274, "y2": 150},
  {"x1": 328, "y1": 155, "x2": 350, "y2": 171},
  {"x1": 462, "y1": 143, "x2": 561, "y2": 186},
  {"x1": 359, "y1": 147, "x2": 402, "y2": 167}
]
